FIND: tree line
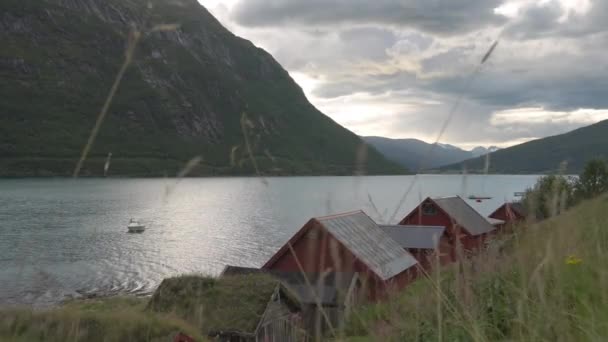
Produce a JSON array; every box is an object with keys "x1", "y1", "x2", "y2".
[{"x1": 522, "y1": 159, "x2": 608, "y2": 220}]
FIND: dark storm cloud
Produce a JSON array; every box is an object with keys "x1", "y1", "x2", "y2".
[
  {"x1": 232, "y1": 0, "x2": 506, "y2": 35},
  {"x1": 313, "y1": 32, "x2": 608, "y2": 112},
  {"x1": 214, "y1": 0, "x2": 608, "y2": 145},
  {"x1": 427, "y1": 58, "x2": 608, "y2": 111},
  {"x1": 312, "y1": 71, "x2": 419, "y2": 99},
  {"x1": 338, "y1": 27, "x2": 399, "y2": 61},
  {"x1": 506, "y1": 0, "x2": 608, "y2": 39}
]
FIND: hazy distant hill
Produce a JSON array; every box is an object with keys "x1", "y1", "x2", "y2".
[
  {"x1": 440, "y1": 120, "x2": 608, "y2": 174},
  {"x1": 470, "y1": 146, "x2": 500, "y2": 157},
  {"x1": 363, "y1": 136, "x2": 496, "y2": 170},
  {"x1": 0, "y1": 0, "x2": 404, "y2": 176}
]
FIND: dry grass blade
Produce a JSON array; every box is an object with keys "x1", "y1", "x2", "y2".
[
  {"x1": 285, "y1": 242, "x2": 337, "y2": 339},
  {"x1": 72, "y1": 28, "x2": 141, "y2": 178},
  {"x1": 163, "y1": 156, "x2": 203, "y2": 201},
  {"x1": 367, "y1": 193, "x2": 384, "y2": 223},
  {"x1": 72, "y1": 22, "x2": 179, "y2": 178},
  {"x1": 241, "y1": 112, "x2": 268, "y2": 185}
]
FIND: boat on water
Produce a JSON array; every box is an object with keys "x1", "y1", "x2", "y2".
[{"x1": 127, "y1": 219, "x2": 146, "y2": 233}]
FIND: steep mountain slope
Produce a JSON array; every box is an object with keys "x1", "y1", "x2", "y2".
[
  {"x1": 363, "y1": 136, "x2": 478, "y2": 170},
  {"x1": 440, "y1": 120, "x2": 608, "y2": 174},
  {"x1": 0, "y1": 0, "x2": 404, "y2": 176}
]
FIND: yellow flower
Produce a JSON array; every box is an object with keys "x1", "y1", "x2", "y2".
[{"x1": 565, "y1": 255, "x2": 582, "y2": 265}]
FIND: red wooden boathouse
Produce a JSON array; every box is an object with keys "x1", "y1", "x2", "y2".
[
  {"x1": 489, "y1": 202, "x2": 527, "y2": 225},
  {"x1": 262, "y1": 211, "x2": 419, "y2": 301},
  {"x1": 399, "y1": 196, "x2": 497, "y2": 258}
]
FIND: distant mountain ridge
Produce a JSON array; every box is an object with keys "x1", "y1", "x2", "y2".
[
  {"x1": 0, "y1": 0, "x2": 404, "y2": 176},
  {"x1": 363, "y1": 136, "x2": 499, "y2": 170},
  {"x1": 439, "y1": 119, "x2": 608, "y2": 174},
  {"x1": 470, "y1": 146, "x2": 500, "y2": 158}
]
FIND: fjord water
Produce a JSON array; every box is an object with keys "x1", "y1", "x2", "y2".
[{"x1": 0, "y1": 175, "x2": 538, "y2": 306}]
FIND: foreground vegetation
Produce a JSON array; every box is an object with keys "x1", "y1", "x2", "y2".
[
  {"x1": 346, "y1": 193, "x2": 608, "y2": 341},
  {"x1": 522, "y1": 158, "x2": 608, "y2": 220},
  {"x1": 0, "y1": 297, "x2": 203, "y2": 342},
  {"x1": 0, "y1": 274, "x2": 292, "y2": 342}
]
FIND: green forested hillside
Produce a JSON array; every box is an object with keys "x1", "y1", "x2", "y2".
[
  {"x1": 0, "y1": 0, "x2": 404, "y2": 176},
  {"x1": 440, "y1": 120, "x2": 608, "y2": 174}
]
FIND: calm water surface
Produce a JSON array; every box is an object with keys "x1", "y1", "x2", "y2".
[{"x1": 0, "y1": 175, "x2": 539, "y2": 306}]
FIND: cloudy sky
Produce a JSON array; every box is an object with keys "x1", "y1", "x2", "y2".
[{"x1": 197, "y1": 0, "x2": 607, "y2": 149}]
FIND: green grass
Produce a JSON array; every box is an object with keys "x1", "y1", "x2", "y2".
[
  {"x1": 148, "y1": 274, "x2": 296, "y2": 336},
  {"x1": 0, "y1": 274, "x2": 293, "y2": 341},
  {"x1": 345, "y1": 194, "x2": 608, "y2": 341},
  {"x1": 0, "y1": 297, "x2": 203, "y2": 342}
]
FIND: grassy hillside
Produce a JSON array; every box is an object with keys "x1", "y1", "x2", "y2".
[
  {"x1": 0, "y1": 0, "x2": 404, "y2": 177},
  {"x1": 346, "y1": 194, "x2": 608, "y2": 341},
  {"x1": 0, "y1": 297, "x2": 203, "y2": 342},
  {"x1": 440, "y1": 120, "x2": 608, "y2": 174}
]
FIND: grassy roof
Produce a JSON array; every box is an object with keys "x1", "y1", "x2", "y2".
[{"x1": 147, "y1": 274, "x2": 296, "y2": 335}]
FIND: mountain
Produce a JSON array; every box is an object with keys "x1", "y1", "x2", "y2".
[
  {"x1": 363, "y1": 136, "x2": 476, "y2": 170},
  {"x1": 470, "y1": 146, "x2": 500, "y2": 158},
  {"x1": 440, "y1": 120, "x2": 608, "y2": 174},
  {"x1": 0, "y1": 0, "x2": 404, "y2": 177},
  {"x1": 437, "y1": 143, "x2": 464, "y2": 151}
]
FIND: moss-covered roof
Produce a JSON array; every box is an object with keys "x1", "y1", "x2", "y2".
[{"x1": 147, "y1": 274, "x2": 298, "y2": 336}]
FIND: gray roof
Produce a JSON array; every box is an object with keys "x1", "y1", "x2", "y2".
[
  {"x1": 432, "y1": 197, "x2": 496, "y2": 236},
  {"x1": 317, "y1": 211, "x2": 418, "y2": 281},
  {"x1": 379, "y1": 225, "x2": 445, "y2": 249}
]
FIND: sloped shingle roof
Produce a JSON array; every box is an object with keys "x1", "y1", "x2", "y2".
[
  {"x1": 432, "y1": 197, "x2": 496, "y2": 236},
  {"x1": 317, "y1": 211, "x2": 418, "y2": 281},
  {"x1": 490, "y1": 201, "x2": 528, "y2": 220},
  {"x1": 379, "y1": 225, "x2": 445, "y2": 249},
  {"x1": 509, "y1": 202, "x2": 528, "y2": 217}
]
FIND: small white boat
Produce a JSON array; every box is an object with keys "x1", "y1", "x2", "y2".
[{"x1": 127, "y1": 219, "x2": 146, "y2": 233}]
